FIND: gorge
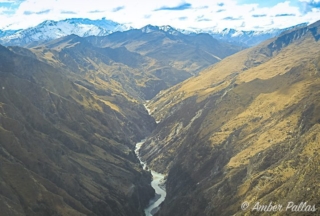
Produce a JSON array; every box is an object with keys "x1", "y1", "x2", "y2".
[
  {"x1": 138, "y1": 20, "x2": 320, "y2": 216},
  {"x1": 0, "y1": 19, "x2": 319, "y2": 216},
  {"x1": 135, "y1": 140, "x2": 166, "y2": 216}
]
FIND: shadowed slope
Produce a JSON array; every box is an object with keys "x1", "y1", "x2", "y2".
[{"x1": 0, "y1": 45, "x2": 156, "y2": 216}]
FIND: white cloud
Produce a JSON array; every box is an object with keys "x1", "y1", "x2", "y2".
[
  {"x1": 299, "y1": 0, "x2": 320, "y2": 2},
  {"x1": 0, "y1": 0, "x2": 319, "y2": 31}
]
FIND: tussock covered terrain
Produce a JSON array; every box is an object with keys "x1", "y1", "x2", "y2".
[
  {"x1": 14, "y1": 30, "x2": 242, "y2": 100},
  {"x1": 0, "y1": 27, "x2": 242, "y2": 216},
  {"x1": 141, "y1": 21, "x2": 320, "y2": 215},
  {"x1": 0, "y1": 45, "x2": 155, "y2": 216},
  {"x1": 1, "y1": 15, "x2": 320, "y2": 216}
]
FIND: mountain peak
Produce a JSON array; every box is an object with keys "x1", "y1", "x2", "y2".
[
  {"x1": 141, "y1": 24, "x2": 159, "y2": 33},
  {"x1": 0, "y1": 18, "x2": 131, "y2": 46},
  {"x1": 140, "y1": 24, "x2": 181, "y2": 36},
  {"x1": 0, "y1": 17, "x2": 314, "y2": 47}
]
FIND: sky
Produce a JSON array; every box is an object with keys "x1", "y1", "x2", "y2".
[{"x1": 0, "y1": 0, "x2": 320, "y2": 31}]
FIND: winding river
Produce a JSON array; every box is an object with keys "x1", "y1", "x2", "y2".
[{"x1": 135, "y1": 141, "x2": 166, "y2": 216}]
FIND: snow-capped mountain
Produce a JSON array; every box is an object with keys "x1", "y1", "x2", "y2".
[
  {"x1": 139, "y1": 23, "x2": 309, "y2": 46},
  {"x1": 140, "y1": 25, "x2": 184, "y2": 36},
  {"x1": 0, "y1": 17, "x2": 309, "y2": 47},
  {"x1": 196, "y1": 22, "x2": 309, "y2": 46},
  {"x1": 208, "y1": 28, "x2": 281, "y2": 46},
  {"x1": 0, "y1": 18, "x2": 131, "y2": 46},
  {"x1": 0, "y1": 29, "x2": 21, "y2": 38}
]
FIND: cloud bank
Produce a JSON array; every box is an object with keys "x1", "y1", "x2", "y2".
[{"x1": 0, "y1": 0, "x2": 319, "y2": 31}]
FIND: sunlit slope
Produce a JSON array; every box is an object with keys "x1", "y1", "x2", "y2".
[
  {"x1": 0, "y1": 45, "x2": 155, "y2": 216},
  {"x1": 23, "y1": 31, "x2": 243, "y2": 100},
  {"x1": 142, "y1": 21, "x2": 320, "y2": 216},
  {"x1": 10, "y1": 34, "x2": 191, "y2": 100}
]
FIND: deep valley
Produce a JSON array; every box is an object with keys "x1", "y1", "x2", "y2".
[{"x1": 0, "y1": 16, "x2": 320, "y2": 216}]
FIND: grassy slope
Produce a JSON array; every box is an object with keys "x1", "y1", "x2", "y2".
[
  {"x1": 142, "y1": 22, "x2": 320, "y2": 216},
  {"x1": 0, "y1": 29, "x2": 244, "y2": 215},
  {"x1": 27, "y1": 31, "x2": 243, "y2": 101},
  {"x1": 0, "y1": 45, "x2": 155, "y2": 216}
]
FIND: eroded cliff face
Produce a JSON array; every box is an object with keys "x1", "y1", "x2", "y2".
[
  {"x1": 141, "y1": 22, "x2": 320, "y2": 215},
  {"x1": 0, "y1": 45, "x2": 156, "y2": 216}
]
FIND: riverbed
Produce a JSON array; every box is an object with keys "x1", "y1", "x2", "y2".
[{"x1": 135, "y1": 141, "x2": 166, "y2": 216}]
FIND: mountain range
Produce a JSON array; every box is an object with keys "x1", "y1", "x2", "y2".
[
  {"x1": 0, "y1": 18, "x2": 309, "y2": 47},
  {"x1": 0, "y1": 14, "x2": 319, "y2": 216},
  {"x1": 0, "y1": 18, "x2": 130, "y2": 47},
  {"x1": 0, "y1": 16, "x2": 244, "y2": 215}
]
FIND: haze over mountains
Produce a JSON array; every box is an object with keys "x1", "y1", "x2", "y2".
[
  {"x1": 0, "y1": 18, "x2": 309, "y2": 47},
  {"x1": 0, "y1": 14, "x2": 320, "y2": 216}
]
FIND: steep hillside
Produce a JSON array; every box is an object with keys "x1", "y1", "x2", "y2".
[
  {"x1": 8, "y1": 34, "x2": 184, "y2": 100},
  {"x1": 10, "y1": 31, "x2": 242, "y2": 100},
  {"x1": 0, "y1": 25, "x2": 243, "y2": 216},
  {"x1": 0, "y1": 45, "x2": 155, "y2": 216},
  {"x1": 141, "y1": 21, "x2": 320, "y2": 215}
]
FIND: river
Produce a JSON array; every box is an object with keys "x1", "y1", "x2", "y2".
[{"x1": 135, "y1": 141, "x2": 166, "y2": 216}]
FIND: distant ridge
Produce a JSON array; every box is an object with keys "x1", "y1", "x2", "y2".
[
  {"x1": 0, "y1": 17, "x2": 310, "y2": 47},
  {"x1": 0, "y1": 18, "x2": 131, "y2": 46}
]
